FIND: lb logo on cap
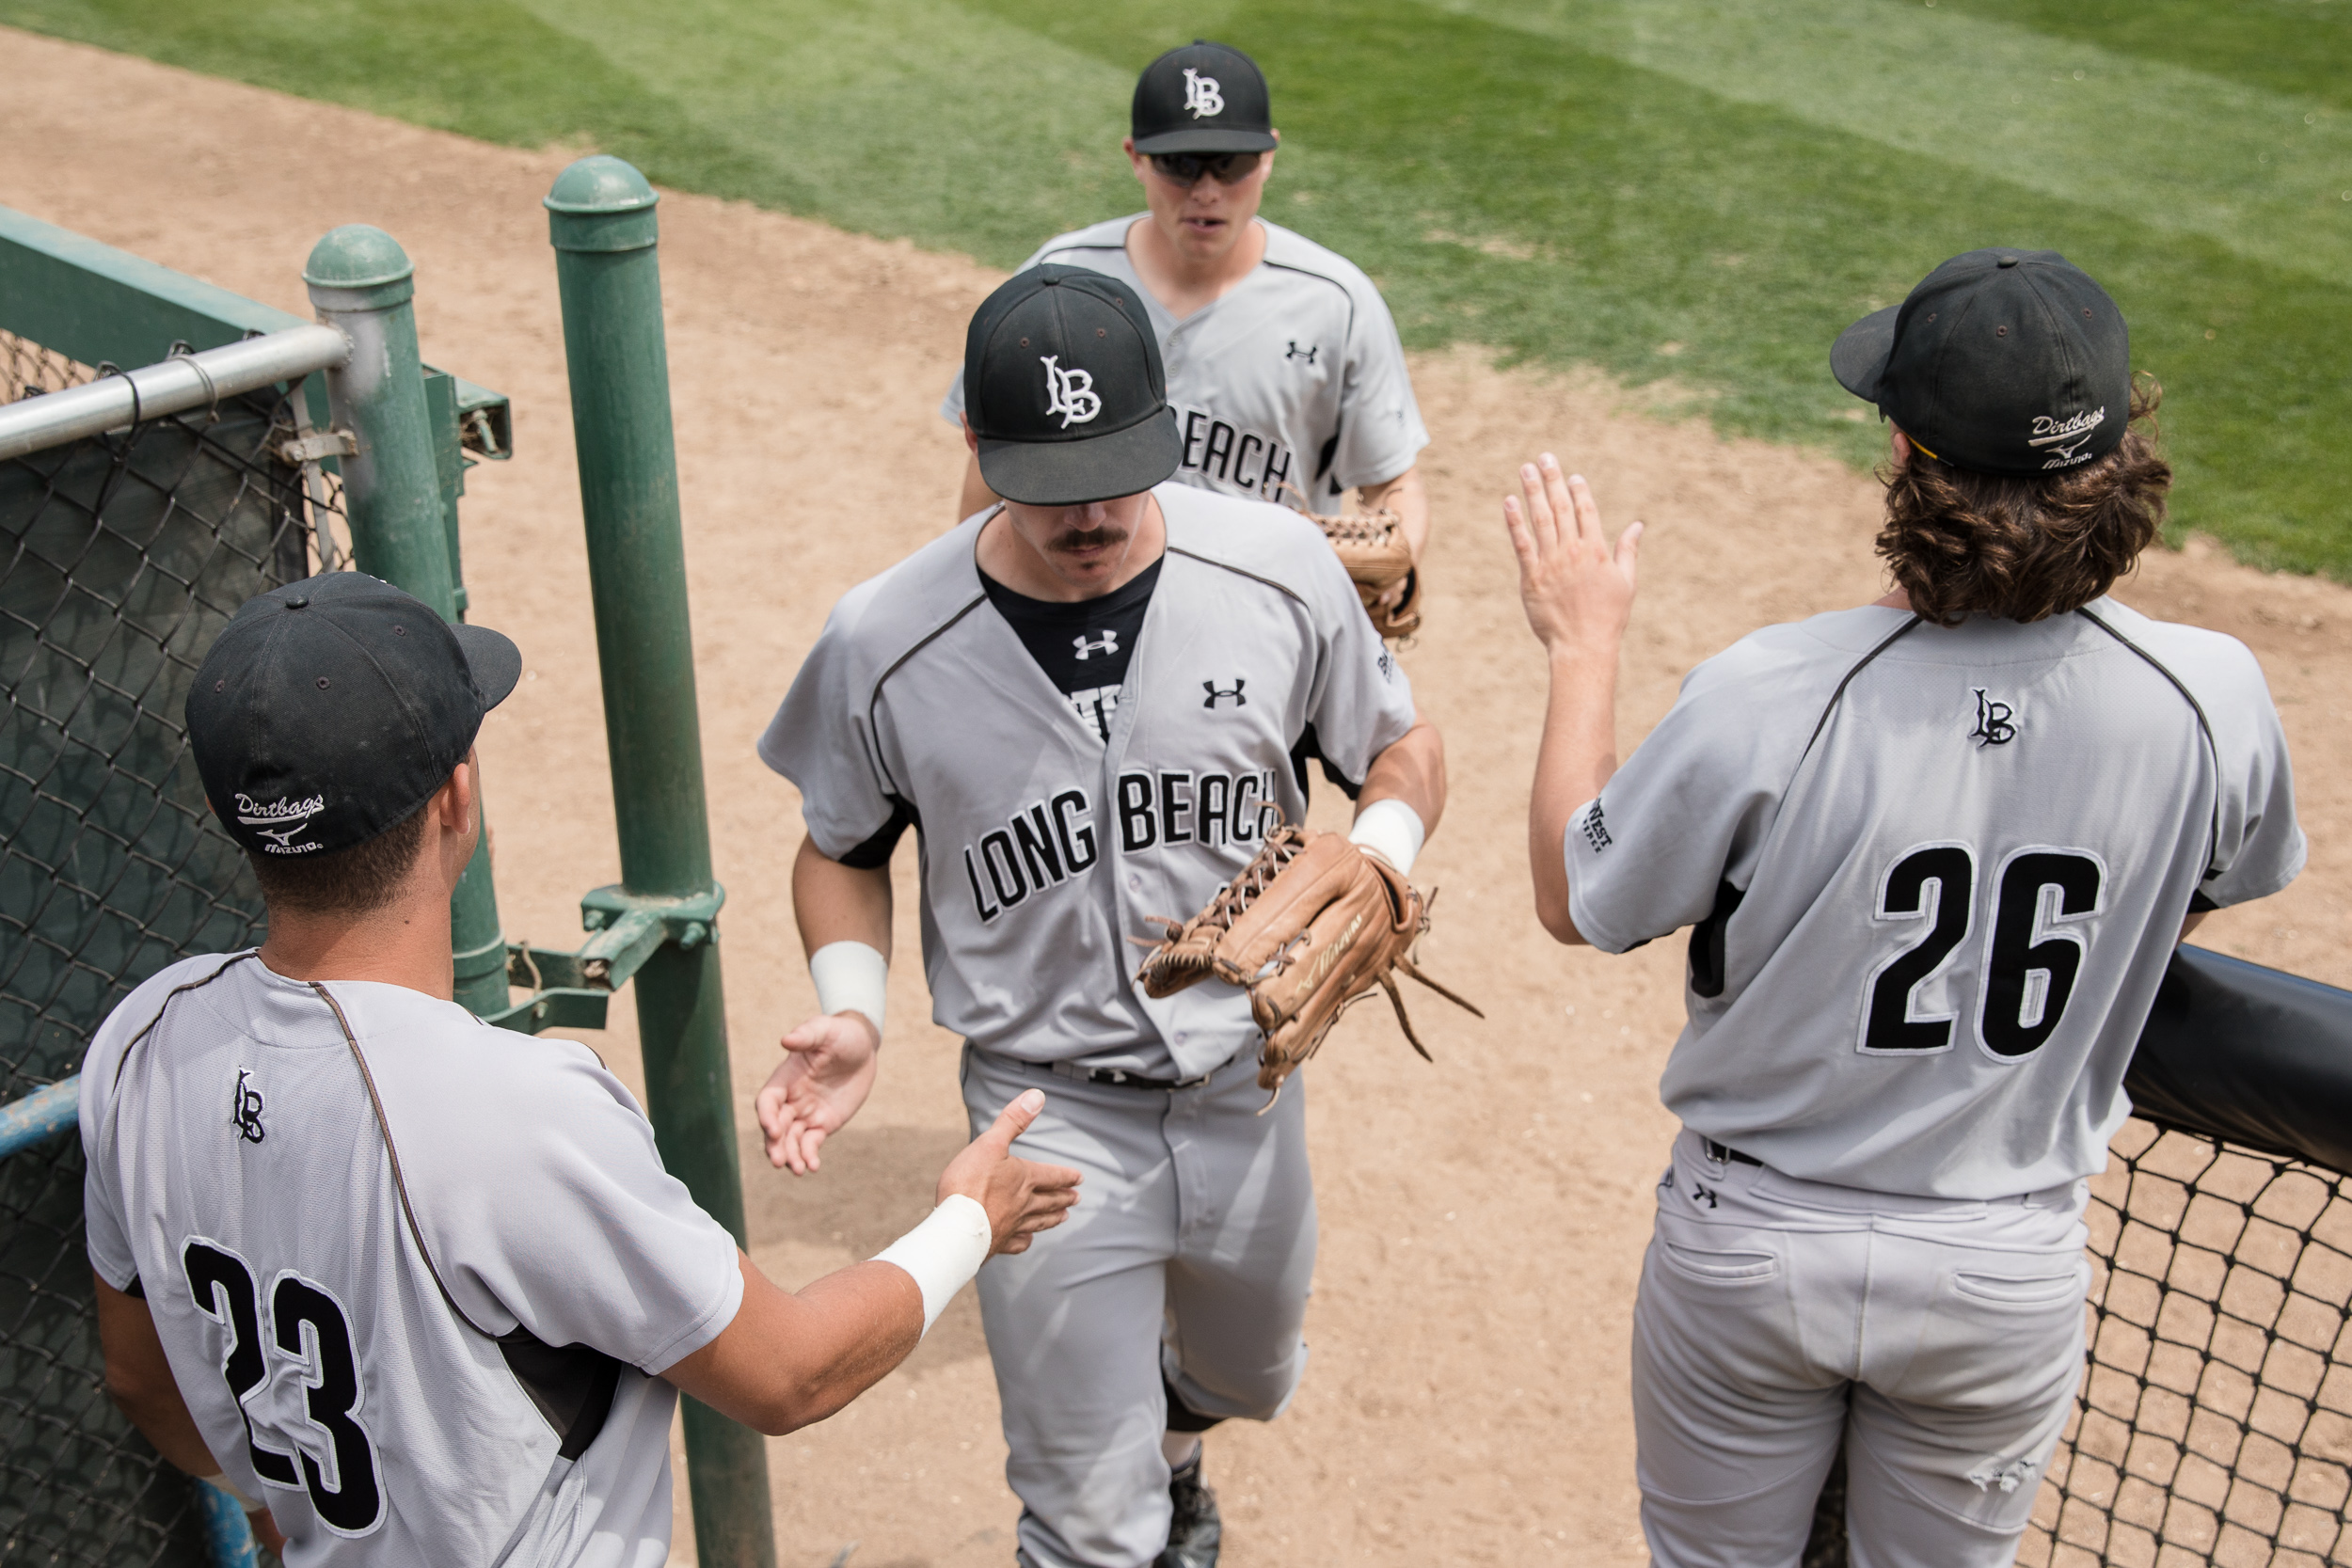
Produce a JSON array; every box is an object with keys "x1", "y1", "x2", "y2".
[
  {"x1": 1041, "y1": 356, "x2": 1102, "y2": 428},
  {"x1": 1183, "y1": 67, "x2": 1223, "y2": 119}
]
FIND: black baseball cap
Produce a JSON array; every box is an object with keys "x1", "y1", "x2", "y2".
[
  {"x1": 966, "y1": 265, "x2": 1183, "y2": 507},
  {"x1": 1132, "y1": 41, "x2": 1277, "y2": 155},
  {"x1": 1832, "y1": 248, "x2": 2131, "y2": 477},
  {"x1": 186, "y1": 573, "x2": 521, "y2": 858}
]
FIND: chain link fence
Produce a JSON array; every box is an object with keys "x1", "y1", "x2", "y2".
[{"x1": 2, "y1": 326, "x2": 336, "y2": 1566}]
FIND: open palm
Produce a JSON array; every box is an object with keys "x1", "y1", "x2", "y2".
[{"x1": 755, "y1": 1011, "x2": 880, "y2": 1175}]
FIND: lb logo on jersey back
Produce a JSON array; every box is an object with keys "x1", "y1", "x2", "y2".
[
  {"x1": 1183, "y1": 68, "x2": 1223, "y2": 119},
  {"x1": 230, "y1": 1068, "x2": 267, "y2": 1145},
  {"x1": 1041, "y1": 356, "x2": 1101, "y2": 428},
  {"x1": 1969, "y1": 689, "x2": 2018, "y2": 748}
]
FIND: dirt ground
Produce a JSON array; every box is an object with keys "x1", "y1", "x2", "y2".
[{"x1": 7, "y1": 26, "x2": 2350, "y2": 1568}]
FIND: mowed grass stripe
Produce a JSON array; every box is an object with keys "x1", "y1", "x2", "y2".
[
  {"x1": 1433, "y1": 0, "x2": 2352, "y2": 287},
  {"x1": 1947, "y1": 0, "x2": 2352, "y2": 113},
  {"x1": 4, "y1": 0, "x2": 2343, "y2": 573},
  {"x1": 972, "y1": 0, "x2": 2352, "y2": 571}
]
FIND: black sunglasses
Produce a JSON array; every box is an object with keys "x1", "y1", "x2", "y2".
[{"x1": 1149, "y1": 151, "x2": 1264, "y2": 186}]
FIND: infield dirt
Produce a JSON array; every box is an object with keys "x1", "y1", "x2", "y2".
[{"x1": 8, "y1": 26, "x2": 2351, "y2": 1567}]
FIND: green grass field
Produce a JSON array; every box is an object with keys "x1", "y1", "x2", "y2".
[{"x1": 8, "y1": 0, "x2": 2345, "y2": 572}]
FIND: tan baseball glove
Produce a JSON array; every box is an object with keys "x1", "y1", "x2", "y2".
[
  {"x1": 1276, "y1": 483, "x2": 1422, "y2": 640},
  {"x1": 1313, "y1": 508, "x2": 1421, "y2": 641},
  {"x1": 1135, "y1": 823, "x2": 1481, "y2": 1104}
]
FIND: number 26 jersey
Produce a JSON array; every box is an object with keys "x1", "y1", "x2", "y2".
[{"x1": 1566, "y1": 598, "x2": 2303, "y2": 1199}]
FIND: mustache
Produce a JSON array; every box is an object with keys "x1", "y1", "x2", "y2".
[{"x1": 1050, "y1": 525, "x2": 1129, "y2": 552}]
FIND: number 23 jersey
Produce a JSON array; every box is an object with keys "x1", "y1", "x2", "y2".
[
  {"x1": 80, "y1": 953, "x2": 743, "y2": 1566},
  {"x1": 1566, "y1": 599, "x2": 2303, "y2": 1199}
]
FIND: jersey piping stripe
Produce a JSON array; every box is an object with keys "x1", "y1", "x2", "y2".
[
  {"x1": 109, "y1": 950, "x2": 261, "y2": 1088},
  {"x1": 1164, "y1": 544, "x2": 1311, "y2": 608},
  {"x1": 865, "y1": 589, "x2": 990, "y2": 802},
  {"x1": 309, "y1": 980, "x2": 500, "y2": 1340},
  {"x1": 2074, "y1": 608, "x2": 2224, "y2": 879},
  {"x1": 1798, "y1": 614, "x2": 1925, "y2": 766}
]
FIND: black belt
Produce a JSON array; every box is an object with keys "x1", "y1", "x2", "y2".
[
  {"x1": 1704, "y1": 1138, "x2": 1763, "y2": 1168},
  {"x1": 1047, "y1": 1059, "x2": 1212, "y2": 1092}
]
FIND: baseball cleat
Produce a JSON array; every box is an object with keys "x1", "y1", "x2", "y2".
[{"x1": 1156, "y1": 1451, "x2": 1222, "y2": 1568}]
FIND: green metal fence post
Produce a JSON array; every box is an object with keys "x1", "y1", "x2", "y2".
[
  {"x1": 544, "y1": 158, "x2": 773, "y2": 1568},
  {"x1": 304, "y1": 226, "x2": 510, "y2": 1017}
]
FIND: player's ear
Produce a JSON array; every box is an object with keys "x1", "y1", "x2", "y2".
[
  {"x1": 438, "y1": 750, "x2": 478, "y2": 834},
  {"x1": 961, "y1": 413, "x2": 979, "y2": 454}
]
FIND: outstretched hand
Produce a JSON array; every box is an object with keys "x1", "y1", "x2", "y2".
[
  {"x1": 1503, "y1": 452, "x2": 1642, "y2": 657},
  {"x1": 936, "y1": 1089, "x2": 1083, "y2": 1257},
  {"x1": 755, "y1": 1011, "x2": 882, "y2": 1175}
]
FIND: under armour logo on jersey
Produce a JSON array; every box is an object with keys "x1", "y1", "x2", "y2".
[
  {"x1": 230, "y1": 1068, "x2": 266, "y2": 1145},
  {"x1": 1201, "y1": 679, "x2": 1247, "y2": 708},
  {"x1": 1285, "y1": 341, "x2": 1318, "y2": 365},
  {"x1": 1073, "y1": 630, "x2": 1119, "y2": 660},
  {"x1": 1041, "y1": 356, "x2": 1101, "y2": 428},
  {"x1": 1183, "y1": 68, "x2": 1224, "y2": 119},
  {"x1": 1970, "y1": 689, "x2": 2018, "y2": 747}
]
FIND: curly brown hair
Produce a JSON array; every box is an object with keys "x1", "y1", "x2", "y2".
[{"x1": 1876, "y1": 377, "x2": 2170, "y2": 626}]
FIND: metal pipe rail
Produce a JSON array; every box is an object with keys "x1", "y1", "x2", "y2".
[{"x1": 0, "y1": 323, "x2": 350, "y2": 462}]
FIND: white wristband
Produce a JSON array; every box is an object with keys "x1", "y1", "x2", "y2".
[
  {"x1": 809, "y1": 941, "x2": 887, "y2": 1035},
  {"x1": 871, "y1": 1193, "x2": 993, "y2": 1335},
  {"x1": 1347, "y1": 799, "x2": 1426, "y2": 876}
]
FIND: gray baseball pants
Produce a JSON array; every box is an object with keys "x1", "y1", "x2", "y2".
[
  {"x1": 1635, "y1": 1128, "x2": 2090, "y2": 1568},
  {"x1": 960, "y1": 1045, "x2": 1316, "y2": 1568}
]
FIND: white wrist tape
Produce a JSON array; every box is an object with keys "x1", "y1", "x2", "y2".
[
  {"x1": 194, "y1": 1471, "x2": 259, "y2": 1512},
  {"x1": 1347, "y1": 799, "x2": 1426, "y2": 876},
  {"x1": 809, "y1": 941, "x2": 887, "y2": 1035},
  {"x1": 871, "y1": 1194, "x2": 993, "y2": 1335}
]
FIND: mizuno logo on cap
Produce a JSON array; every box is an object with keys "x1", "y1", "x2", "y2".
[
  {"x1": 1183, "y1": 68, "x2": 1223, "y2": 119},
  {"x1": 1041, "y1": 356, "x2": 1102, "y2": 428},
  {"x1": 235, "y1": 791, "x2": 326, "y2": 853},
  {"x1": 2028, "y1": 407, "x2": 2106, "y2": 467}
]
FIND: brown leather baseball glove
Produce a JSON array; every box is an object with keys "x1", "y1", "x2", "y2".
[
  {"x1": 1135, "y1": 823, "x2": 1481, "y2": 1104},
  {"x1": 1312, "y1": 508, "x2": 1421, "y2": 641}
]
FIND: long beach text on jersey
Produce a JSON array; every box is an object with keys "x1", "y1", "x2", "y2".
[
  {"x1": 1175, "y1": 404, "x2": 1296, "y2": 501},
  {"x1": 962, "y1": 768, "x2": 1283, "y2": 923}
]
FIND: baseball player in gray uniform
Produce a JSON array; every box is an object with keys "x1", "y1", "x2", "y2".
[
  {"x1": 81, "y1": 572, "x2": 1078, "y2": 1565},
  {"x1": 942, "y1": 41, "x2": 1432, "y2": 570},
  {"x1": 1506, "y1": 249, "x2": 2303, "y2": 1567},
  {"x1": 757, "y1": 264, "x2": 1447, "y2": 1568}
]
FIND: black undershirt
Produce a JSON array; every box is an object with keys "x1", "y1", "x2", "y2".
[{"x1": 980, "y1": 559, "x2": 1164, "y2": 741}]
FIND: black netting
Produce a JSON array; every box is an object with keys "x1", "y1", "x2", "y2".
[
  {"x1": 2027, "y1": 1121, "x2": 2352, "y2": 1568},
  {"x1": 2, "y1": 364, "x2": 331, "y2": 1567}
]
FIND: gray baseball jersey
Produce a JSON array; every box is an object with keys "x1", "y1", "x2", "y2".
[
  {"x1": 1567, "y1": 599, "x2": 2302, "y2": 1199},
  {"x1": 81, "y1": 952, "x2": 742, "y2": 1566},
  {"x1": 757, "y1": 482, "x2": 1418, "y2": 1082},
  {"x1": 941, "y1": 217, "x2": 1428, "y2": 506}
]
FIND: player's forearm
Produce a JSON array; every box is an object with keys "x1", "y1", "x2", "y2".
[
  {"x1": 665, "y1": 1253, "x2": 922, "y2": 1436},
  {"x1": 1361, "y1": 467, "x2": 1429, "y2": 562},
  {"x1": 1358, "y1": 717, "x2": 1446, "y2": 836},
  {"x1": 95, "y1": 1275, "x2": 219, "y2": 1476},
  {"x1": 1530, "y1": 644, "x2": 1619, "y2": 944},
  {"x1": 792, "y1": 836, "x2": 894, "y2": 962}
]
